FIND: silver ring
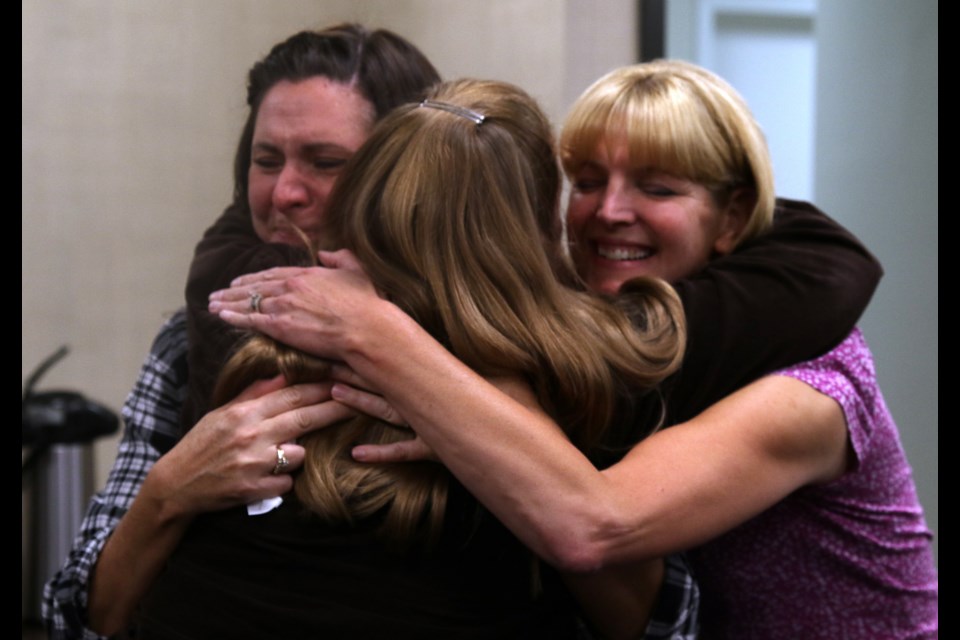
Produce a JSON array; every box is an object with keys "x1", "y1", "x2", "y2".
[
  {"x1": 249, "y1": 292, "x2": 263, "y2": 314},
  {"x1": 271, "y1": 445, "x2": 289, "y2": 475}
]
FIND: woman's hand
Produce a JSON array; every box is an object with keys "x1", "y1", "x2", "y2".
[
  {"x1": 208, "y1": 250, "x2": 382, "y2": 360},
  {"x1": 88, "y1": 378, "x2": 353, "y2": 635},
  {"x1": 149, "y1": 377, "x2": 353, "y2": 517},
  {"x1": 327, "y1": 363, "x2": 439, "y2": 463}
]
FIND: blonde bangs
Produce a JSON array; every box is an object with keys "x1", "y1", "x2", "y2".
[
  {"x1": 561, "y1": 61, "x2": 775, "y2": 240},
  {"x1": 560, "y1": 84, "x2": 621, "y2": 175},
  {"x1": 563, "y1": 70, "x2": 734, "y2": 188},
  {"x1": 624, "y1": 89, "x2": 734, "y2": 187}
]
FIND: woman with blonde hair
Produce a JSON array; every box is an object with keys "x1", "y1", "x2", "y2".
[
  {"x1": 136, "y1": 78, "x2": 688, "y2": 638},
  {"x1": 214, "y1": 60, "x2": 936, "y2": 637}
]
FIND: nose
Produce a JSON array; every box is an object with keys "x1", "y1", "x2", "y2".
[
  {"x1": 596, "y1": 180, "x2": 636, "y2": 226},
  {"x1": 272, "y1": 164, "x2": 310, "y2": 211}
]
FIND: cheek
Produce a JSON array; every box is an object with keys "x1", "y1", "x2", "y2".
[
  {"x1": 294, "y1": 176, "x2": 337, "y2": 230},
  {"x1": 564, "y1": 194, "x2": 594, "y2": 241},
  {"x1": 659, "y1": 219, "x2": 716, "y2": 277},
  {"x1": 247, "y1": 171, "x2": 275, "y2": 220},
  {"x1": 314, "y1": 177, "x2": 337, "y2": 204}
]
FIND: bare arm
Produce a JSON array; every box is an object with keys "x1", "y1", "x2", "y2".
[
  {"x1": 211, "y1": 267, "x2": 848, "y2": 569},
  {"x1": 335, "y1": 303, "x2": 848, "y2": 569}
]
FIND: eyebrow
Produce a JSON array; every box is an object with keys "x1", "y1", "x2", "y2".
[
  {"x1": 576, "y1": 160, "x2": 606, "y2": 172},
  {"x1": 251, "y1": 141, "x2": 356, "y2": 155}
]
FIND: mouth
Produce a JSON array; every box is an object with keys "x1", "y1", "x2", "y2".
[
  {"x1": 264, "y1": 228, "x2": 310, "y2": 248},
  {"x1": 594, "y1": 243, "x2": 653, "y2": 261}
]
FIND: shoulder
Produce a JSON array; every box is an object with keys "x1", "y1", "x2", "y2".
[
  {"x1": 140, "y1": 310, "x2": 189, "y2": 398},
  {"x1": 768, "y1": 198, "x2": 844, "y2": 235},
  {"x1": 775, "y1": 330, "x2": 878, "y2": 433},
  {"x1": 121, "y1": 310, "x2": 189, "y2": 450},
  {"x1": 774, "y1": 329, "x2": 885, "y2": 475},
  {"x1": 772, "y1": 197, "x2": 823, "y2": 217},
  {"x1": 150, "y1": 310, "x2": 189, "y2": 362}
]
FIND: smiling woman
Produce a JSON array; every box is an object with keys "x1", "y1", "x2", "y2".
[
  {"x1": 561, "y1": 61, "x2": 774, "y2": 292},
  {"x1": 566, "y1": 153, "x2": 749, "y2": 291}
]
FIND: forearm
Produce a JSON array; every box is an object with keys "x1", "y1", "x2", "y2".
[
  {"x1": 44, "y1": 433, "x2": 176, "y2": 639},
  {"x1": 42, "y1": 477, "x2": 136, "y2": 640},
  {"x1": 44, "y1": 317, "x2": 186, "y2": 638},
  {"x1": 563, "y1": 559, "x2": 665, "y2": 640},
  {"x1": 342, "y1": 304, "x2": 848, "y2": 568},
  {"x1": 211, "y1": 259, "x2": 851, "y2": 569},
  {"x1": 87, "y1": 462, "x2": 193, "y2": 635}
]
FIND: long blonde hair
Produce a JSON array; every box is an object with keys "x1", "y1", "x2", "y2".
[{"x1": 216, "y1": 79, "x2": 686, "y2": 546}]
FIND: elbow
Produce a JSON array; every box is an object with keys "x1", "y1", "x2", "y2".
[
  {"x1": 545, "y1": 539, "x2": 610, "y2": 574},
  {"x1": 537, "y1": 510, "x2": 635, "y2": 573}
]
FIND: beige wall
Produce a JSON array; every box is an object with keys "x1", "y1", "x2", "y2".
[{"x1": 22, "y1": 0, "x2": 637, "y2": 487}]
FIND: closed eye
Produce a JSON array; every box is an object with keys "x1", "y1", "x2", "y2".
[
  {"x1": 252, "y1": 155, "x2": 283, "y2": 172},
  {"x1": 572, "y1": 167, "x2": 608, "y2": 193},
  {"x1": 640, "y1": 184, "x2": 678, "y2": 197},
  {"x1": 573, "y1": 178, "x2": 606, "y2": 193},
  {"x1": 311, "y1": 157, "x2": 349, "y2": 172}
]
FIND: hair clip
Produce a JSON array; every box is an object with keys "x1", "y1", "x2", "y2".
[{"x1": 419, "y1": 99, "x2": 486, "y2": 126}]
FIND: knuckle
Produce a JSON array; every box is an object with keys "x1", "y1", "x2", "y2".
[
  {"x1": 291, "y1": 408, "x2": 313, "y2": 432},
  {"x1": 279, "y1": 385, "x2": 305, "y2": 407},
  {"x1": 234, "y1": 426, "x2": 260, "y2": 448},
  {"x1": 288, "y1": 272, "x2": 318, "y2": 294},
  {"x1": 223, "y1": 402, "x2": 255, "y2": 424}
]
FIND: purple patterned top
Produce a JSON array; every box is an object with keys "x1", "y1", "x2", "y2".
[{"x1": 691, "y1": 329, "x2": 937, "y2": 639}]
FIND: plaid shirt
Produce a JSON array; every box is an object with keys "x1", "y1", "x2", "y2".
[
  {"x1": 41, "y1": 310, "x2": 698, "y2": 639},
  {"x1": 42, "y1": 312, "x2": 188, "y2": 639},
  {"x1": 644, "y1": 554, "x2": 699, "y2": 639}
]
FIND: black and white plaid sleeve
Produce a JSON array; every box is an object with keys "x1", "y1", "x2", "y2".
[
  {"x1": 642, "y1": 553, "x2": 699, "y2": 639},
  {"x1": 575, "y1": 554, "x2": 699, "y2": 640},
  {"x1": 42, "y1": 311, "x2": 189, "y2": 639}
]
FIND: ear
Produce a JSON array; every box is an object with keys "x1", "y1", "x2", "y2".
[{"x1": 712, "y1": 187, "x2": 755, "y2": 255}]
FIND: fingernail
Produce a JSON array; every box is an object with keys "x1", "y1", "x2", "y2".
[{"x1": 351, "y1": 446, "x2": 368, "y2": 461}]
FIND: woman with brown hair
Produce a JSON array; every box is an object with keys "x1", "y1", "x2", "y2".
[
  {"x1": 43, "y1": 24, "x2": 441, "y2": 638},
  {"x1": 136, "y1": 78, "x2": 686, "y2": 638}
]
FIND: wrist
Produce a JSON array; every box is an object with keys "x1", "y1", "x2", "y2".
[
  {"x1": 141, "y1": 456, "x2": 198, "y2": 526},
  {"x1": 341, "y1": 297, "x2": 421, "y2": 371}
]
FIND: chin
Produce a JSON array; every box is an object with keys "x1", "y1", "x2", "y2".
[{"x1": 589, "y1": 277, "x2": 627, "y2": 296}]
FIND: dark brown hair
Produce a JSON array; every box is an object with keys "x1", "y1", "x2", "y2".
[{"x1": 231, "y1": 25, "x2": 440, "y2": 214}]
